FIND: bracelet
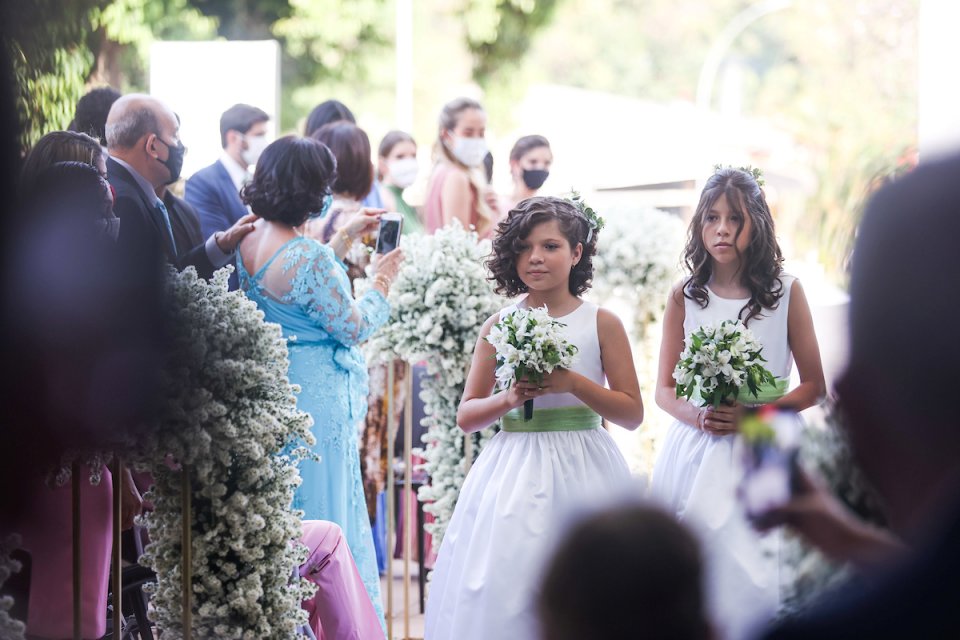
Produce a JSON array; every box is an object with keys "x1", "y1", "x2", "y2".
[
  {"x1": 372, "y1": 274, "x2": 392, "y2": 291},
  {"x1": 336, "y1": 226, "x2": 353, "y2": 248}
]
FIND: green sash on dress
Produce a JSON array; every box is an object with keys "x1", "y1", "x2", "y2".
[
  {"x1": 501, "y1": 405, "x2": 602, "y2": 433},
  {"x1": 741, "y1": 378, "x2": 789, "y2": 406}
]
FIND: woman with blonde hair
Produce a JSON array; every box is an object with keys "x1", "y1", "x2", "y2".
[{"x1": 423, "y1": 97, "x2": 499, "y2": 237}]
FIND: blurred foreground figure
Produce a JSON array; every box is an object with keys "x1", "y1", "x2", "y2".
[
  {"x1": 538, "y1": 502, "x2": 712, "y2": 640},
  {"x1": 762, "y1": 153, "x2": 960, "y2": 638}
]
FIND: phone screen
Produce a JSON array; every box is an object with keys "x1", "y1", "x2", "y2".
[
  {"x1": 376, "y1": 217, "x2": 402, "y2": 254},
  {"x1": 739, "y1": 407, "x2": 802, "y2": 525}
]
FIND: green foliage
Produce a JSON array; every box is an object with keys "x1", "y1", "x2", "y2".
[
  {"x1": 501, "y1": 0, "x2": 917, "y2": 285},
  {"x1": 5, "y1": 0, "x2": 109, "y2": 149},
  {"x1": 463, "y1": 0, "x2": 561, "y2": 86}
]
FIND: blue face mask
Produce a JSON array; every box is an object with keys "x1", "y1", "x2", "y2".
[{"x1": 309, "y1": 193, "x2": 334, "y2": 219}]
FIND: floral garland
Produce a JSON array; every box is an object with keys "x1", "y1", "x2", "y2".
[
  {"x1": 365, "y1": 222, "x2": 501, "y2": 546},
  {"x1": 0, "y1": 534, "x2": 26, "y2": 640},
  {"x1": 131, "y1": 267, "x2": 315, "y2": 638},
  {"x1": 592, "y1": 205, "x2": 685, "y2": 338}
]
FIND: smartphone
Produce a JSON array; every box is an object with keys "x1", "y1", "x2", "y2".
[
  {"x1": 739, "y1": 406, "x2": 802, "y2": 525},
  {"x1": 375, "y1": 213, "x2": 403, "y2": 254}
]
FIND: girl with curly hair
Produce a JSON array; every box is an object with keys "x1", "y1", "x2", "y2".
[
  {"x1": 650, "y1": 167, "x2": 825, "y2": 639},
  {"x1": 425, "y1": 196, "x2": 644, "y2": 640}
]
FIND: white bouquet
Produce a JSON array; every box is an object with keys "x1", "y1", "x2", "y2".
[
  {"x1": 673, "y1": 319, "x2": 776, "y2": 408},
  {"x1": 363, "y1": 221, "x2": 501, "y2": 548},
  {"x1": 486, "y1": 306, "x2": 578, "y2": 420}
]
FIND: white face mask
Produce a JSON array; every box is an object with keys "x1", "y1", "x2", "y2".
[
  {"x1": 241, "y1": 134, "x2": 269, "y2": 167},
  {"x1": 448, "y1": 134, "x2": 487, "y2": 167},
  {"x1": 388, "y1": 157, "x2": 419, "y2": 189}
]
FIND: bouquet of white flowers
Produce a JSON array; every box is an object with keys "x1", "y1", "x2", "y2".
[
  {"x1": 673, "y1": 319, "x2": 777, "y2": 408},
  {"x1": 486, "y1": 306, "x2": 579, "y2": 420}
]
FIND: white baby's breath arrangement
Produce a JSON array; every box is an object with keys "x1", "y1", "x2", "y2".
[
  {"x1": 132, "y1": 267, "x2": 315, "y2": 638},
  {"x1": 486, "y1": 306, "x2": 578, "y2": 419},
  {"x1": 674, "y1": 320, "x2": 777, "y2": 408},
  {"x1": 365, "y1": 222, "x2": 501, "y2": 546},
  {"x1": 0, "y1": 534, "x2": 26, "y2": 640},
  {"x1": 592, "y1": 206, "x2": 684, "y2": 337}
]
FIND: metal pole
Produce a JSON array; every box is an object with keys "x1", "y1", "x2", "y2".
[
  {"x1": 112, "y1": 458, "x2": 123, "y2": 635},
  {"x1": 72, "y1": 462, "x2": 82, "y2": 640},
  {"x1": 386, "y1": 363, "x2": 396, "y2": 640},
  {"x1": 181, "y1": 465, "x2": 192, "y2": 637},
  {"x1": 403, "y1": 362, "x2": 414, "y2": 639}
]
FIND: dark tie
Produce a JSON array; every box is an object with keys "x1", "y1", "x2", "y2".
[{"x1": 155, "y1": 199, "x2": 177, "y2": 254}]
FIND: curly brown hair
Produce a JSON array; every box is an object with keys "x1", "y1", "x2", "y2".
[
  {"x1": 683, "y1": 167, "x2": 784, "y2": 324},
  {"x1": 487, "y1": 196, "x2": 597, "y2": 297}
]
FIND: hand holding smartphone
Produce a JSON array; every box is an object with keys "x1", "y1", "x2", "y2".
[
  {"x1": 375, "y1": 212, "x2": 403, "y2": 254},
  {"x1": 739, "y1": 406, "x2": 802, "y2": 527}
]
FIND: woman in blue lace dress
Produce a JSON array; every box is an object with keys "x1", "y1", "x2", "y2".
[{"x1": 237, "y1": 136, "x2": 403, "y2": 627}]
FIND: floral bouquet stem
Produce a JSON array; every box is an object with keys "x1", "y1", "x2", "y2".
[{"x1": 486, "y1": 307, "x2": 578, "y2": 421}]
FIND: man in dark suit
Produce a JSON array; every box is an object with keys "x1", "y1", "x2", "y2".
[
  {"x1": 104, "y1": 94, "x2": 255, "y2": 278},
  {"x1": 186, "y1": 104, "x2": 268, "y2": 286},
  {"x1": 759, "y1": 153, "x2": 960, "y2": 638},
  {"x1": 186, "y1": 104, "x2": 268, "y2": 239}
]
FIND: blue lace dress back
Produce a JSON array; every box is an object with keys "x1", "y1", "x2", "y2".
[{"x1": 238, "y1": 236, "x2": 388, "y2": 626}]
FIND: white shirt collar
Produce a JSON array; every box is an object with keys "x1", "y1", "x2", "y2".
[{"x1": 218, "y1": 151, "x2": 250, "y2": 192}]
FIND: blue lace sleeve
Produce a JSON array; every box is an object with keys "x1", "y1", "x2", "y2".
[{"x1": 287, "y1": 240, "x2": 389, "y2": 346}]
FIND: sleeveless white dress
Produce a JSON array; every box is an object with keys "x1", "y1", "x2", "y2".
[
  {"x1": 650, "y1": 276, "x2": 796, "y2": 640},
  {"x1": 425, "y1": 300, "x2": 632, "y2": 640}
]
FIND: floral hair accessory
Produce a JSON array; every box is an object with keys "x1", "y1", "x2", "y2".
[
  {"x1": 568, "y1": 190, "x2": 605, "y2": 243},
  {"x1": 714, "y1": 164, "x2": 765, "y2": 187}
]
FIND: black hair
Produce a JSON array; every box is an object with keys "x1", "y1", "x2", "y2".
[
  {"x1": 71, "y1": 86, "x2": 122, "y2": 146},
  {"x1": 488, "y1": 196, "x2": 597, "y2": 297},
  {"x1": 241, "y1": 135, "x2": 337, "y2": 227},
  {"x1": 20, "y1": 130, "x2": 104, "y2": 197},
  {"x1": 219, "y1": 103, "x2": 270, "y2": 148},
  {"x1": 304, "y1": 99, "x2": 356, "y2": 137},
  {"x1": 539, "y1": 503, "x2": 710, "y2": 640},
  {"x1": 23, "y1": 161, "x2": 113, "y2": 222},
  {"x1": 683, "y1": 167, "x2": 784, "y2": 325}
]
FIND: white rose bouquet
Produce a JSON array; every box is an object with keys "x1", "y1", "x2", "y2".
[
  {"x1": 673, "y1": 319, "x2": 776, "y2": 408},
  {"x1": 486, "y1": 306, "x2": 578, "y2": 420}
]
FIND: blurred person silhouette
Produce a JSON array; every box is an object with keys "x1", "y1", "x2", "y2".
[
  {"x1": 304, "y1": 98, "x2": 384, "y2": 209},
  {"x1": 539, "y1": 502, "x2": 713, "y2": 640},
  {"x1": 758, "y1": 152, "x2": 960, "y2": 639},
  {"x1": 68, "y1": 86, "x2": 121, "y2": 152},
  {"x1": 4, "y1": 139, "x2": 165, "y2": 638},
  {"x1": 423, "y1": 97, "x2": 500, "y2": 237},
  {"x1": 377, "y1": 130, "x2": 423, "y2": 234},
  {"x1": 105, "y1": 93, "x2": 256, "y2": 279},
  {"x1": 501, "y1": 135, "x2": 553, "y2": 214}
]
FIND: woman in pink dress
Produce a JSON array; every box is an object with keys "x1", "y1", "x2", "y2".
[{"x1": 423, "y1": 97, "x2": 499, "y2": 238}]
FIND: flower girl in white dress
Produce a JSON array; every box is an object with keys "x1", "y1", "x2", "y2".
[
  {"x1": 424, "y1": 196, "x2": 644, "y2": 640},
  {"x1": 650, "y1": 167, "x2": 825, "y2": 639}
]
